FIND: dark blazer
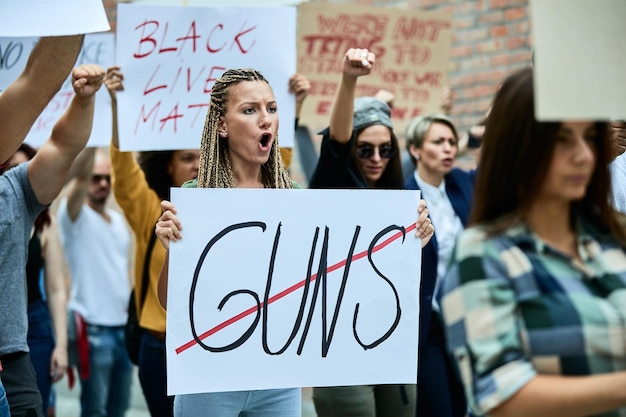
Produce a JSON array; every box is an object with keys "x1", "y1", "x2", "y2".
[
  {"x1": 404, "y1": 167, "x2": 475, "y2": 346},
  {"x1": 406, "y1": 167, "x2": 475, "y2": 417}
]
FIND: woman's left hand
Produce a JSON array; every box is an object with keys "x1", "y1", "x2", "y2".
[{"x1": 415, "y1": 199, "x2": 434, "y2": 248}]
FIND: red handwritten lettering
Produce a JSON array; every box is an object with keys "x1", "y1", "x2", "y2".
[
  {"x1": 34, "y1": 116, "x2": 54, "y2": 132},
  {"x1": 133, "y1": 102, "x2": 213, "y2": 135},
  {"x1": 159, "y1": 22, "x2": 178, "y2": 53},
  {"x1": 231, "y1": 21, "x2": 257, "y2": 53},
  {"x1": 134, "y1": 101, "x2": 161, "y2": 135},
  {"x1": 302, "y1": 35, "x2": 385, "y2": 59},
  {"x1": 399, "y1": 86, "x2": 430, "y2": 101},
  {"x1": 391, "y1": 107, "x2": 407, "y2": 120},
  {"x1": 207, "y1": 24, "x2": 226, "y2": 53},
  {"x1": 169, "y1": 67, "x2": 183, "y2": 94},
  {"x1": 316, "y1": 14, "x2": 388, "y2": 36},
  {"x1": 413, "y1": 72, "x2": 440, "y2": 87},
  {"x1": 133, "y1": 20, "x2": 159, "y2": 58},
  {"x1": 144, "y1": 65, "x2": 167, "y2": 96},
  {"x1": 134, "y1": 20, "x2": 255, "y2": 57},
  {"x1": 187, "y1": 67, "x2": 206, "y2": 92},
  {"x1": 380, "y1": 69, "x2": 409, "y2": 84},
  {"x1": 410, "y1": 107, "x2": 424, "y2": 118},
  {"x1": 392, "y1": 45, "x2": 431, "y2": 65},
  {"x1": 159, "y1": 103, "x2": 184, "y2": 132},
  {"x1": 316, "y1": 100, "x2": 332, "y2": 115},
  {"x1": 392, "y1": 18, "x2": 451, "y2": 42},
  {"x1": 189, "y1": 103, "x2": 211, "y2": 129},
  {"x1": 178, "y1": 21, "x2": 201, "y2": 53},
  {"x1": 204, "y1": 66, "x2": 227, "y2": 93}
]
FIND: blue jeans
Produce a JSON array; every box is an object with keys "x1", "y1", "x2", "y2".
[
  {"x1": 80, "y1": 325, "x2": 133, "y2": 417},
  {"x1": 27, "y1": 300, "x2": 55, "y2": 415},
  {"x1": 0, "y1": 377, "x2": 9, "y2": 417},
  {"x1": 174, "y1": 388, "x2": 301, "y2": 417},
  {"x1": 138, "y1": 331, "x2": 173, "y2": 417}
]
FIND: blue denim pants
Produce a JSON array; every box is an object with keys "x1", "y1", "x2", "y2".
[
  {"x1": 79, "y1": 325, "x2": 133, "y2": 417},
  {"x1": 27, "y1": 300, "x2": 55, "y2": 415},
  {"x1": 174, "y1": 388, "x2": 301, "y2": 417},
  {"x1": 138, "y1": 331, "x2": 173, "y2": 417},
  {"x1": 0, "y1": 377, "x2": 9, "y2": 417}
]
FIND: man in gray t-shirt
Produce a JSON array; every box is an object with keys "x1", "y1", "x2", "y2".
[{"x1": 0, "y1": 64, "x2": 104, "y2": 417}]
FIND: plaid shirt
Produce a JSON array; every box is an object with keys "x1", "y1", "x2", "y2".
[{"x1": 440, "y1": 220, "x2": 626, "y2": 417}]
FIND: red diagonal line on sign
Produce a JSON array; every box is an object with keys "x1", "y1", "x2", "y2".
[{"x1": 175, "y1": 223, "x2": 416, "y2": 354}]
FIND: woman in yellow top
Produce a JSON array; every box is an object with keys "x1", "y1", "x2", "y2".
[{"x1": 106, "y1": 66, "x2": 200, "y2": 417}]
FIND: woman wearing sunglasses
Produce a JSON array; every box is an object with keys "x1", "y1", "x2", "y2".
[
  {"x1": 308, "y1": 53, "x2": 404, "y2": 191},
  {"x1": 308, "y1": 48, "x2": 414, "y2": 417}
]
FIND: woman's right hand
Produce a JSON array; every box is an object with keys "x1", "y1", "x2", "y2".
[
  {"x1": 155, "y1": 200, "x2": 183, "y2": 251},
  {"x1": 343, "y1": 48, "x2": 375, "y2": 78},
  {"x1": 104, "y1": 65, "x2": 124, "y2": 100}
]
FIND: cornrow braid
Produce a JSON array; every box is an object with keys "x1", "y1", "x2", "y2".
[{"x1": 197, "y1": 68, "x2": 293, "y2": 190}]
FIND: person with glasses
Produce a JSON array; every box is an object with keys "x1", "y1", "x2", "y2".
[
  {"x1": 308, "y1": 48, "x2": 415, "y2": 417},
  {"x1": 57, "y1": 147, "x2": 133, "y2": 417},
  {"x1": 404, "y1": 114, "x2": 475, "y2": 417}
]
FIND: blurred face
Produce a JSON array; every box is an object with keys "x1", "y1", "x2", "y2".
[
  {"x1": 6, "y1": 151, "x2": 28, "y2": 170},
  {"x1": 168, "y1": 149, "x2": 199, "y2": 186},
  {"x1": 354, "y1": 124, "x2": 393, "y2": 187},
  {"x1": 411, "y1": 122, "x2": 457, "y2": 185},
  {"x1": 88, "y1": 155, "x2": 111, "y2": 205},
  {"x1": 538, "y1": 121, "x2": 597, "y2": 204},
  {"x1": 219, "y1": 80, "x2": 278, "y2": 171}
]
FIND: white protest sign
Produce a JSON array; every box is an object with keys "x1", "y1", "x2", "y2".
[
  {"x1": 166, "y1": 188, "x2": 422, "y2": 394},
  {"x1": 115, "y1": 4, "x2": 297, "y2": 151},
  {"x1": 0, "y1": 0, "x2": 109, "y2": 37},
  {"x1": 531, "y1": 0, "x2": 626, "y2": 120},
  {"x1": 0, "y1": 33, "x2": 115, "y2": 148}
]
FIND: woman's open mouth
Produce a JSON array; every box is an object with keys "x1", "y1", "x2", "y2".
[{"x1": 259, "y1": 133, "x2": 272, "y2": 150}]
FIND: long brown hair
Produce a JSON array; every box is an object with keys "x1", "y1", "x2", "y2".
[
  {"x1": 472, "y1": 67, "x2": 626, "y2": 245},
  {"x1": 196, "y1": 68, "x2": 292, "y2": 189}
]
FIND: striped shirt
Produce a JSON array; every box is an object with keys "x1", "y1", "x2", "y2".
[{"x1": 440, "y1": 220, "x2": 626, "y2": 417}]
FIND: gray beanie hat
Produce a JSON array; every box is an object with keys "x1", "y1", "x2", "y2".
[{"x1": 352, "y1": 97, "x2": 393, "y2": 132}]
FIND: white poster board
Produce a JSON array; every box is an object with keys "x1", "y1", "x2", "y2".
[
  {"x1": 0, "y1": 0, "x2": 109, "y2": 37},
  {"x1": 531, "y1": 0, "x2": 626, "y2": 120},
  {"x1": 0, "y1": 33, "x2": 115, "y2": 148},
  {"x1": 167, "y1": 188, "x2": 422, "y2": 394},
  {"x1": 115, "y1": 4, "x2": 297, "y2": 151}
]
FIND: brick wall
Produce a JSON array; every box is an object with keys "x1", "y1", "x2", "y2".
[{"x1": 328, "y1": 0, "x2": 532, "y2": 135}]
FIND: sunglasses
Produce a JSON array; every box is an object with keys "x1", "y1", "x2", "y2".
[
  {"x1": 356, "y1": 144, "x2": 395, "y2": 160},
  {"x1": 91, "y1": 174, "x2": 111, "y2": 184}
]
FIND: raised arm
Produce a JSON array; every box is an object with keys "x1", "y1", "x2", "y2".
[
  {"x1": 27, "y1": 64, "x2": 105, "y2": 206},
  {"x1": 64, "y1": 147, "x2": 96, "y2": 221},
  {"x1": 105, "y1": 66, "x2": 124, "y2": 149},
  {"x1": 329, "y1": 48, "x2": 375, "y2": 144},
  {"x1": 0, "y1": 35, "x2": 84, "y2": 163},
  {"x1": 289, "y1": 73, "x2": 311, "y2": 125}
]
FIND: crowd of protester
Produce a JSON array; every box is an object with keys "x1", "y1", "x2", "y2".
[{"x1": 2, "y1": 13, "x2": 626, "y2": 417}]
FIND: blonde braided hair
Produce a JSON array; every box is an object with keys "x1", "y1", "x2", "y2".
[{"x1": 197, "y1": 68, "x2": 293, "y2": 189}]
